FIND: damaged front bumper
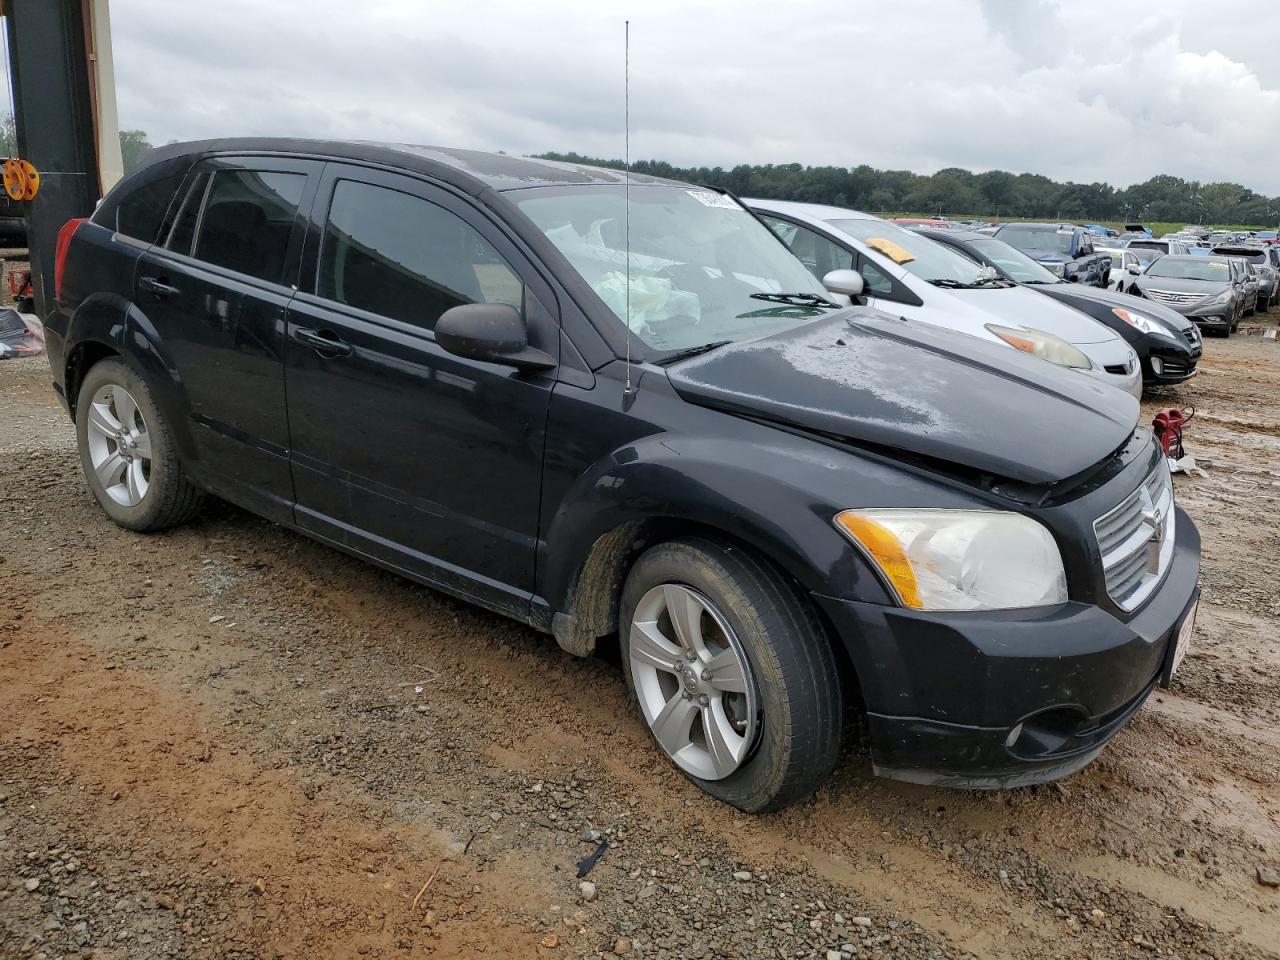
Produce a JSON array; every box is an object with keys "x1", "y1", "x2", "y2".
[{"x1": 814, "y1": 509, "x2": 1201, "y2": 788}]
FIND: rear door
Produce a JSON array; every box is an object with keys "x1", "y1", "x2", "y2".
[
  {"x1": 134, "y1": 154, "x2": 321, "y2": 521},
  {"x1": 284, "y1": 163, "x2": 558, "y2": 617}
]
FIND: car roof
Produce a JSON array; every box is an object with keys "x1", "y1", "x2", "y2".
[
  {"x1": 915, "y1": 227, "x2": 988, "y2": 243},
  {"x1": 140, "y1": 137, "x2": 687, "y2": 193},
  {"x1": 742, "y1": 198, "x2": 878, "y2": 223}
]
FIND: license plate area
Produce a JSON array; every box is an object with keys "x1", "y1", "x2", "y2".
[{"x1": 1160, "y1": 594, "x2": 1199, "y2": 688}]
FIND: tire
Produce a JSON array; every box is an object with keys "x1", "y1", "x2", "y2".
[
  {"x1": 619, "y1": 537, "x2": 843, "y2": 812},
  {"x1": 75, "y1": 357, "x2": 204, "y2": 532}
]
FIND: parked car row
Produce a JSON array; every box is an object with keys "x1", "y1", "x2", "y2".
[{"x1": 47, "y1": 142, "x2": 1202, "y2": 810}]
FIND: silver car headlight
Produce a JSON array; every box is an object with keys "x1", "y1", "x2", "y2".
[
  {"x1": 1047, "y1": 262, "x2": 1066, "y2": 276},
  {"x1": 1209, "y1": 290, "x2": 1233, "y2": 305},
  {"x1": 985, "y1": 324, "x2": 1093, "y2": 369},
  {"x1": 834, "y1": 509, "x2": 1068, "y2": 611},
  {"x1": 1112, "y1": 307, "x2": 1175, "y2": 339}
]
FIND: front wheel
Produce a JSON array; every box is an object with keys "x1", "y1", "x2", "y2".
[
  {"x1": 619, "y1": 538, "x2": 843, "y2": 812},
  {"x1": 75, "y1": 357, "x2": 204, "y2": 531}
]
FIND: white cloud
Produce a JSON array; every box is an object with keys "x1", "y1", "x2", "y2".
[{"x1": 107, "y1": 0, "x2": 1280, "y2": 194}]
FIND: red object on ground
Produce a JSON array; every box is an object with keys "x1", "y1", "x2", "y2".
[{"x1": 1152, "y1": 408, "x2": 1186, "y2": 458}]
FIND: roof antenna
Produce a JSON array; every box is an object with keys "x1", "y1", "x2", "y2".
[{"x1": 623, "y1": 19, "x2": 636, "y2": 398}]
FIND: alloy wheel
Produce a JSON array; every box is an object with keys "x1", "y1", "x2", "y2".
[
  {"x1": 628, "y1": 583, "x2": 760, "y2": 781},
  {"x1": 85, "y1": 384, "x2": 152, "y2": 507}
]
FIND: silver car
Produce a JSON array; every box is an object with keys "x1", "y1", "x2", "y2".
[{"x1": 1213, "y1": 245, "x2": 1277, "y2": 311}]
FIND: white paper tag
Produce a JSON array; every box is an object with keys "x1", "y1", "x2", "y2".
[{"x1": 687, "y1": 190, "x2": 741, "y2": 210}]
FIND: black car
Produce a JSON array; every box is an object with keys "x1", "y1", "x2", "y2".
[
  {"x1": 47, "y1": 139, "x2": 1200, "y2": 810},
  {"x1": 992, "y1": 223, "x2": 1111, "y2": 286},
  {"x1": 920, "y1": 229, "x2": 1203, "y2": 386}
]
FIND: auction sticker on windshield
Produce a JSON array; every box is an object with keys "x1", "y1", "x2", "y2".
[{"x1": 686, "y1": 190, "x2": 741, "y2": 209}]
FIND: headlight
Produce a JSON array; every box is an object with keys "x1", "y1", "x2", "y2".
[
  {"x1": 985, "y1": 324, "x2": 1093, "y2": 369},
  {"x1": 1112, "y1": 307, "x2": 1175, "y2": 339},
  {"x1": 1047, "y1": 262, "x2": 1066, "y2": 276},
  {"x1": 834, "y1": 509, "x2": 1068, "y2": 610},
  {"x1": 1209, "y1": 291, "x2": 1233, "y2": 304}
]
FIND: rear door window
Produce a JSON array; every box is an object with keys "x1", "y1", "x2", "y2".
[
  {"x1": 188, "y1": 170, "x2": 306, "y2": 284},
  {"x1": 316, "y1": 178, "x2": 522, "y2": 331}
]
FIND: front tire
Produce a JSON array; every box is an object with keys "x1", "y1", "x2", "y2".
[
  {"x1": 75, "y1": 357, "x2": 204, "y2": 532},
  {"x1": 619, "y1": 538, "x2": 843, "y2": 812}
]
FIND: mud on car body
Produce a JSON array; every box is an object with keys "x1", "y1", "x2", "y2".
[{"x1": 47, "y1": 140, "x2": 1200, "y2": 810}]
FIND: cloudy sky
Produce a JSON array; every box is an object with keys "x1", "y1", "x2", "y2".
[{"x1": 100, "y1": 0, "x2": 1280, "y2": 194}]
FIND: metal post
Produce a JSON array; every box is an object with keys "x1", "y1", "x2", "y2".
[{"x1": 3, "y1": 0, "x2": 101, "y2": 318}]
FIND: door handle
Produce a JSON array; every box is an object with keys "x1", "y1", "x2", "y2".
[
  {"x1": 292, "y1": 326, "x2": 354, "y2": 358},
  {"x1": 139, "y1": 276, "x2": 180, "y2": 299}
]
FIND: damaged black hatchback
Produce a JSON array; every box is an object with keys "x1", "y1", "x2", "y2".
[{"x1": 47, "y1": 140, "x2": 1200, "y2": 811}]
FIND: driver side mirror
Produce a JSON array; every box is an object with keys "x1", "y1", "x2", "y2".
[
  {"x1": 1127, "y1": 263, "x2": 1141, "y2": 276},
  {"x1": 822, "y1": 268, "x2": 865, "y2": 300},
  {"x1": 435, "y1": 303, "x2": 555, "y2": 371}
]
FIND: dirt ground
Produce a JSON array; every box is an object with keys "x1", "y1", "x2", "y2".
[{"x1": 1, "y1": 284, "x2": 1278, "y2": 960}]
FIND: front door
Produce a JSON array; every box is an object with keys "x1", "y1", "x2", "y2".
[
  {"x1": 135, "y1": 155, "x2": 321, "y2": 521},
  {"x1": 284, "y1": 164, "x2": 558, "y2": 618}
]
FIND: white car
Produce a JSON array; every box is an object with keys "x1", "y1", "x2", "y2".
[
  {"x1": 1096, "y1": 246, "x2": 1145, "y2": 295},
  {"x1": 745, "y1": 200, "x2": 1143, "y2": 400}
]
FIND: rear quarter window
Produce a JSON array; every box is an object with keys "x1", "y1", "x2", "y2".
[{"x1": 92, "y1": 166, "x2": 188, "y2": 244}]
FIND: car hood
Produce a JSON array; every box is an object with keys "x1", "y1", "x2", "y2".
[
  {"x1": 1033, "y1": 283, "x2": 1195, "y2": 334},
  {"x1": 944, "y1": 284, "x2": 1120, "y2": 344},
  {"x1": 666, "y1": 310, "x2": 1139, "y2": 486},
  {"x1": 1134, "y1": 276, "x2": 1228, "y2": 297}
]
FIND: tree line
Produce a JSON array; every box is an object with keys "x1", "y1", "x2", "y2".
[{"x1": 536, "y1": 152, "x2": 1280, "y2": 228}]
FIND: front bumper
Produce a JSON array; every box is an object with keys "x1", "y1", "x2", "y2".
[
  {"x1": 1141, "y1": 333, "x2": 1201, "y2": 384},
  {"x1": 814, "y1": 507, "x2": 1201, "y2": 788}
]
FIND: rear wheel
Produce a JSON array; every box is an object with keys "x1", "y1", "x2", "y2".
[
  {"x1": 619, "y1": 538, "x2": 843, "y2": 812},
  {"x1": 75, "y1": 358, "x2": 204, "y2": 531}
]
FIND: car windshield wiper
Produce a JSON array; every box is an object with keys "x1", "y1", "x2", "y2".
[
  {"x1": 747, "y1": 291, "x2": 840, "y2": 308},
  {"x1": 654, "y1": 340, "x2": 734, "y2": 366},
  {"x1": 928, "y1": 277, "x2": 1013, "y2": 289}
]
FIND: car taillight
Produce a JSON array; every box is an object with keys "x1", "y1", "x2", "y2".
[{"x1": 54, "y1": 217, "x2": 87, "y2": 302}]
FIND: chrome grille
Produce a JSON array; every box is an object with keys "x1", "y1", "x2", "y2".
[
  {"x1": 1145, "y1": 289, "x2": 1203, "y2": 306},
  {"x1": 1094, "y1": 464, "x2": 1175, "y2": 612}
]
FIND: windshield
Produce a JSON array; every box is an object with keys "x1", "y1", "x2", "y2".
[
  {"x1": 963, "y1": 236, "x2": 1060, "y2": 283},
  {"x1": 1213, "y1": 248, "x2": 1266, "y2": 264},
  {"x1": 514, "y1": 185, "x2": 830, "y2": 351},
  {"x1": 1144, "y1": 258, "x2": 1233, "y2": 282},
  {"x1": 995, "y1": 225, "x2": 1074, "y2": 255},
  {"x1": 826, "y1": 218, "x2": 987, "y2": 283}
]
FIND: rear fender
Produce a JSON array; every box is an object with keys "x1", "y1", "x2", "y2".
[{"x1": 63, "y1": 294, "x2": 197, "y2": 459}]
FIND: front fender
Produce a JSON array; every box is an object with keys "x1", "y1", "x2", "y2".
[{"x1": 539, "y1": 429, "x2": 914, "y2": 619}]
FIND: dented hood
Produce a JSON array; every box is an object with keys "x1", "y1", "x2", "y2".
[{"x1": 666, "y1": 310, "x2": 1139, "y2": 486}]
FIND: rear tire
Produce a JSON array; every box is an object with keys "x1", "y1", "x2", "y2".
[
  {"x1": 619, "y1": 537, "x2": 843, "y2": 812},
  {"x1": 75, "y1": 357, "x2": 204, "y2": 532}
]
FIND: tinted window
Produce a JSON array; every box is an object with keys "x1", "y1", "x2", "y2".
[
  {"x1": 191, "y1": 170, "x2": 304, "y2": 284},
  {"x1": 318, "y1": 179, "x2": 522, "y2": 330},
  {"x1": 857, "y1": 257, "x2": 895, "y2": 296},
  {"x1": 94, "y1": 172, "x2": 185, "y2": 243},
  {"x1": 162, "y1": 172, "x2": 210, "y2": 256}
]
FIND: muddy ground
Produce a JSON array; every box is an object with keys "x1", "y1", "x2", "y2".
[{"x1": 1, "y1": 288, "x2": 1278, "y2": 959}]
